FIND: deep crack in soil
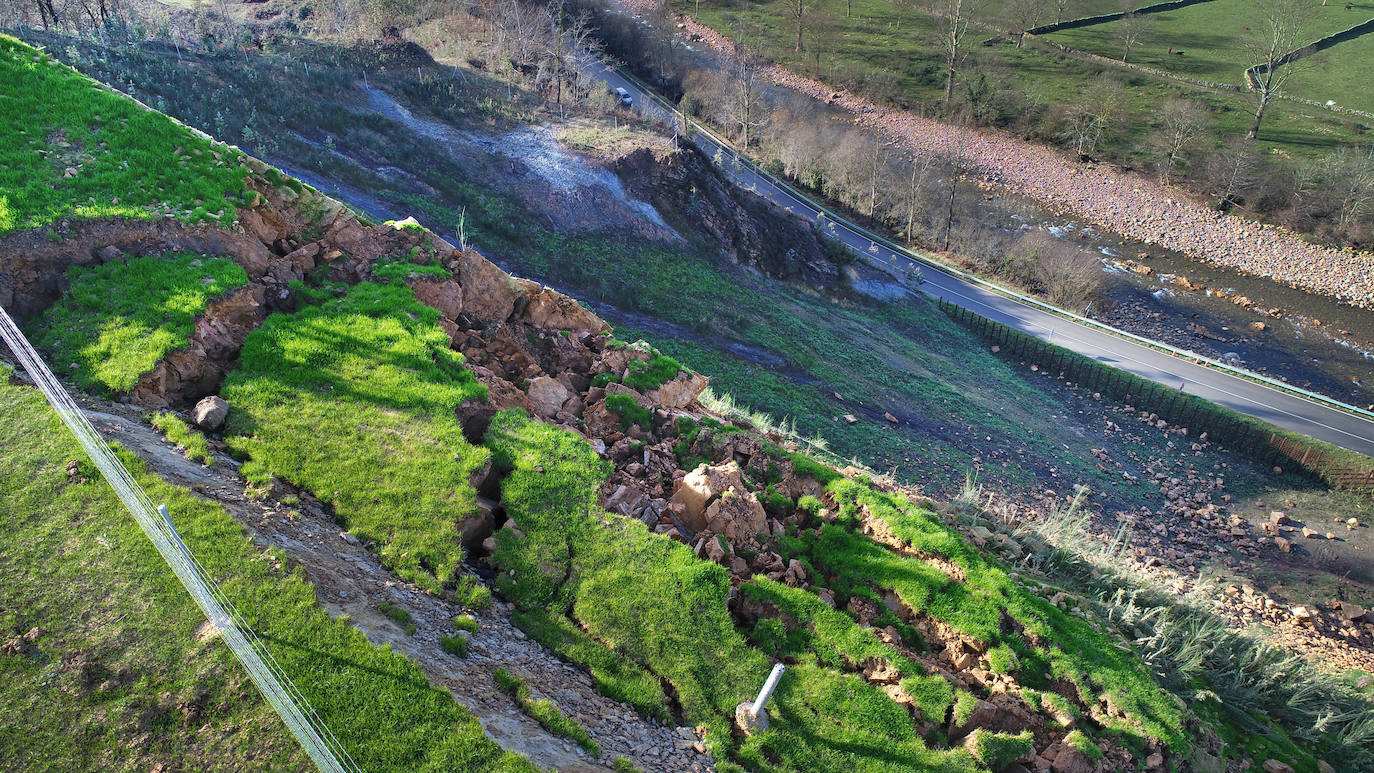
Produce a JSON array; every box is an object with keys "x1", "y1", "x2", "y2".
[{"x1": 77, "y1": 396, "x2": 712, "y2": 773}]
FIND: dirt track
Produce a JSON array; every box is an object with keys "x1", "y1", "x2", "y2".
[{"x1": 621, "y1": 1, "x2": 1374, "y2": 310}]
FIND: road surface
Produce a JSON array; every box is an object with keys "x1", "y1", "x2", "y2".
[{"x1": 591, "y1": 62, "x2": 1374, "y2": 460}]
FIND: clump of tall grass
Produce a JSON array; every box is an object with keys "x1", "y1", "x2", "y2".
[{"x1": 995, "y1": 484, "x2": 1374, "y2": 768}]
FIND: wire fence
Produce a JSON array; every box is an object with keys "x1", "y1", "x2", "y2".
[{"x1": 0, "y1": 304, "x2": 358, "y2": 773}]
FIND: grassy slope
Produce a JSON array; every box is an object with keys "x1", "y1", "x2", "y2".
[
  {"x1": 0, "y1": 376, "x2": 533, "y2": 772},
  {"x1": 0, "y1": 34, "x2": 251, "y2": 233},
  {"x1": 485, "y1": 408, "x2": 989, "y2": 773},
  {"x1": 677, "y1": 0, "x2": 1367, "y2": 161},
  {"x1": 222, "y1": 281, "x2": 489, "y2": 592},
  {"x1": 35, "y1": 253, "x2": 247, "y2": 393}
]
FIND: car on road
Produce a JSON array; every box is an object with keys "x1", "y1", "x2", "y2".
[{"x1": 611, "y1": 86, "x2": 633, "y2": 108}]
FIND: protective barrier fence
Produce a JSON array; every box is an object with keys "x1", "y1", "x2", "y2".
[{"x1": 0, "y1": 304, "x2": 357, "y2": 773}]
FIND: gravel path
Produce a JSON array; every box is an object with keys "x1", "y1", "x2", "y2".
[{"x1": 622, "y1": 1, "x2": 1374, "y2": 310}]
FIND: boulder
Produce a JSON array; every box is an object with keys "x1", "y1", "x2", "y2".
[
  {"x1": 526, "y1": 376, "x2": 571, "y2": 419},
  {"x1": 671, "y1": 461, "x2": 768, "y2": 541},
  {"x1": 192, "y1": 396, "x2": 229, "y2": 432},
  {"x1": 457, "y1": 249, "x2": 523, "y2": 323},
  {"x1": 523, "y1": 286, "x2": 610, "y2": 337},
  {"x1": 703, "y1": 489, "x2": 768, "y2": 543},
  {"x1": 650, "y1": 370, "x2": 709, "y2": 410},
  {"x1": 1050, "y1": 745, "x2": 1095, "y2": 773},
  {"x1": 408, "y1": 278, "x2": 463, "y2": 320},
  {"x1": 283, "y1": 242, "x2": 321, "y2": 274},
  {"x1": 1262, "y1": 761, "x2": 1294, "y2": 773}
]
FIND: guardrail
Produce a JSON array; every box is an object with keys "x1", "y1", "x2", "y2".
[{"x1": 608, "y1": 62, "x2": 1374, "y2": 428}]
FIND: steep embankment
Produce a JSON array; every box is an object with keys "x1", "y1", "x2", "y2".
[{"x1": 4, "y1": 29, "x2": 1372, "y2": 773}]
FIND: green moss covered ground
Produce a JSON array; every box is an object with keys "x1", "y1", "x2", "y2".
[
  {"x1": 0, "y1": 35, "x2": 252, "y2": 233},
  {"x1": 221, "y1": 281, "x2": 489, "y2": 592},
  {"x1": 0, "y1": 374, "x2": 533, "y2": 772},
  {"x1": 35, "y1": 252, "x2": 247, "y2": 393}
]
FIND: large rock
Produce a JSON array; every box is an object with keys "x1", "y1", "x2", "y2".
[
  {"x1": 523, "y1": 286, "x2": 610, "y2": 337},
  {"x1": 670, "y1": 461, "x2": 767, "y2": 541},
  {"x1": 192, "y1": 396, "x2": 229, "y2": 432},
  {"x1": 649, "y1": 370, "x2": 709, "y2": 409},
  {"x1": 704, "y1": 489, "x2": 768, "y2": 542},
  {"x1": 408, "y1": 277, "x2": 464, "y2": 320},
  {"x1": 1050, "y1": 745, "x2": 1095, "y2": 773},
  {"x1": 457, "y1": 249, "x2": 523, "y2": 324},
  {"x1": 526, "y1": 376, "x2": 572, "y2": 419}
]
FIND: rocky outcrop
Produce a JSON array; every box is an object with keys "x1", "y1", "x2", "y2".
[
  {"x1": 129, "y1": 284, "x2": 268, "y2": 409},
  {"x1": 612, "y1": 144, "x2": 841, "y2": 286},
  {"x1": 670, "y1": 461, "x2": 768, "y2": 541}
]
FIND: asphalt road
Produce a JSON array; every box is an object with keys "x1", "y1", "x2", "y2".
[{"x1": 594, "y1": 63, "x2": 1374, "y2": 460}]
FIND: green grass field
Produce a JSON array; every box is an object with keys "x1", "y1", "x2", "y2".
[
  {"x1": 221, "y1": 281, "x2": 490, "y2": 593},
  {"x1": 0, "y1": 374, "x2": 533, "y2": 772},
  {"x1": 0, "y1": 35, "x2": 252, "y2": 233},
  {"x1": 1283, "y1": 31, "x2": 1374, "y2": 114},
  {"x1": 1046, "y1": 0, "x2": 1374, "y2": 96},
  {"x1": 677, "y1": 0, "x2": 1368, "y2": 161},
  {"x1": 34, "y1": 253, "x2": 247, "y2": 393}
]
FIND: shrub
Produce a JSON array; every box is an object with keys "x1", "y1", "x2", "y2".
[
  {"x1": 440, "y1": 635, "x2": 468, "y2": 657},
  {"x1": 452, "y1": 614, "x2": 479, "y2": 633}
]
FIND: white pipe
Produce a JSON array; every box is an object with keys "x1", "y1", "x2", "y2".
[{"x1": 751, "y1": 663, "x2": 785, "y2": 717}]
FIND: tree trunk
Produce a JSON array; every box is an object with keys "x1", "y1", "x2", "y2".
[
  {"x1": 1247, "y1": 94, "x2": 1269, "y2": 140},
  {"x1": 943, "y1": 177, "x2": 957, "y2": 251}
]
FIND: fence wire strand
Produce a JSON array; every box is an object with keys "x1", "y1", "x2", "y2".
[{"x1": 0, "y1": 304, "x2": 358, "y2": 773}]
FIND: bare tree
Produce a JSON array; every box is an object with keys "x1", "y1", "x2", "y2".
[
  {"x1": 1014, "y1": 231, "x2": 1102, "y2": 310},
  {"x1": 1115, "y1": 9, "x2": 1150, "y2": 63},
  {"x1": 1155, "y1": 98, "x2": 1208, "y2": 185},
  {"x1": 1206, "y1": 137, "x2": 1260, "y2": 207},
  {"x1": 788, "y1": 0, "x2": 805, "y2": 51},
  {"x1": 931, "y1": 0, "x2": 976, "y2": 109},
  {"x1": 1241, "y1": 0, "x2": 1312, "y2": 140},
  {"x1": 727, "y1": 23, "x2": 767, "y2": 148},
  {"x1": 1006, "y1": 0, "x2": 1046, "y2": 47},
  {"x1": 896, "y1": 150, "x2": 933, "y2": 243},
  {"x1": 1053, "y1": 0, "x2": 1071, "y2": 25},
  {"x1": 1057, "y1": 75, "x2": 1121, "y2": 159}
]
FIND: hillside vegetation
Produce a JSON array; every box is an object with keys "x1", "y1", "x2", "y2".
[
  {"x1": 223, "y1": 280, "x2": 490, "y2": 592},
  {"x1": 0, "y1": 374, "x2": 533, "y2": 772},
  {"x1": 37, "y1": 253, "x2": 247, "y2": 392},
  {"x1": 3, "y1": 23, "x2": 1373, "y2": 773},
  {"x1": 0, "y1": 34, "x2": 252, "y2": 233}
]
